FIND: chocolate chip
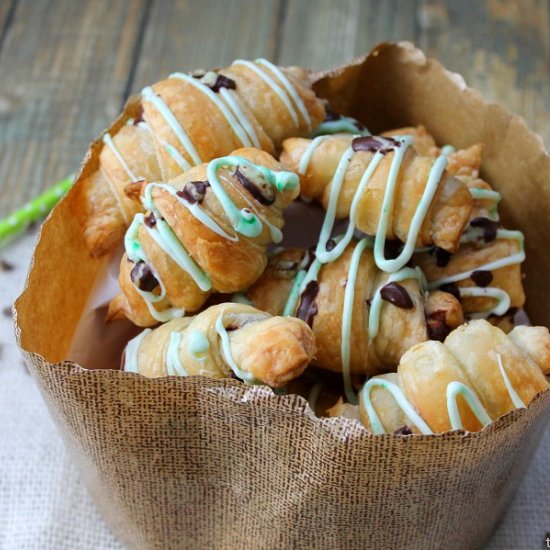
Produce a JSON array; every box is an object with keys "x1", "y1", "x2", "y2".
[
  {"x1": 297, "y1": 281, "x2": 320, "y2": 327},
  {"x1": 144, "y1": 212, "x2": 156, "y2": 228},
  {"x1": 0, "y1": 259, "x2": 14, "y2": 271},
  {"x1": 393, "y1": 425, "x2": 413, "y2": 435},
  {"x1": 384, "y1": 240, "x2": 403, "y2": 260},
  {"x1": 324, "y1": 108, "x2": 341, "y2": 122},
  {"x1": 234, "y1": 165, "x2": 275, "y2": 206},
  {"x1": 426, "y1": 310, "x2": 451, "y2": 342},
  {"x1": 352, "y1": 136, "x2": 399, "y2": 154},
  {"x1": 471, "y1": 270, "x2": 493, "y2": 287},
  {"x1": 380, "y1": 282, "x2": 414, "y2": 309},
  {"x1": 211, "y1": 74, "x2": 236, "y2": 93},
  {"x1": 434, "y1": 247, "x2": 452, "y2": 267},
  {"x1": 2, "y1": 306, "x2": 12, "y2": 318},
  {"x1": 176, "y1": 180, "x2": 209, "y2": 205},
  {"x1": 326, "y1": 239, "x2": 336, "y2": 251},
  {"x1": 439, "y1": 283, "x2": 461, "y2": 300},
  {"x1": 300, "y1": 247, "x2": 316, "y2": 270},
  {"x1": 469, "y1": 217, "x2": 498, "y2": 243},
  {"x1": 193, "y1": 70, "x2": 236, "y2": 93},
  {"x1": 130, "y1": 261, "x2": 159, "y2": 292}
]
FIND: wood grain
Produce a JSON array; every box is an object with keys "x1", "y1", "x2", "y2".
[
  {"x1": 129, "y1": 0, "x2": 282, "y2": 94},
  {"x1": 0, "y1": 0, "x2": 147, "y2": 217},
  {"x1": 1, "y1": 0, "x2": 550, "y2": 219}
]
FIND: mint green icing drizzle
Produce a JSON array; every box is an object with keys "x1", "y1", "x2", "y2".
[
  {"x1": 313, "y1": 117, "x2": 371, "y2": 137},
  {"x1": 166, "y1": 332, "x2": 188, "y2": 376},
  {"x1": 496, "y1": 353, "x2": 526, "y2": 409},
  {"x1": 187, "y1": 330, "x2": 210, "y2": 362},
  {"x1": 446, "y1": 381, "x2": 492, "y2": 430}
]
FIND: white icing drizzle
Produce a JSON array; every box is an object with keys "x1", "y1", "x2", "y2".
[
  {"x1": 458, "y1": 287, "x2": 510, "y2": 319},
  {"x1": 233, "y1": 59, "x2": 302, "y2": 128},
  {"x1": 102, "y1": 133, "x2": 138, "y2": 181},
  {"x1": 446, "y1": 381, "x2": 492, "y2": 430},
  {"x1": 215, "y1": 312, "x2": 257, "y2": 383},
  {"x1": 137, "y1": 121, "x2": 192, "y2": 171},
  {"x1": 123, "y1": 328, "x2": 152, "y2": 373},
  {"x1": 440, "y1": 144, "x2": 456, "y2": 156},
  {"x1": 496, "y1": 353, "x2": 526, "y2": 409},
  {"x1": 170, "y1": 72, "x2": 253, "y2": 148},
  {"x1": 219, "y1": 88, "x2": 261, "y2": 148},
  {"x1": 256, "y1": 58, "x2": 312, "y2": 131},
  {"x1": 166, "y1": 332, "x2": 188, "y2": 376},
  {"x1": 297, "y1": 135, "x2": 332, "y2": 175},
  {"x1": 142, "y1": 86, "x2": 202, "y2": 166},
  {"x1": 360, "y1": 378, "x2": 433, "y2": 435}
]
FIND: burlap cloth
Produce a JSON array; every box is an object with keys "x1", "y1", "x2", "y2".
[{"x1": 1, "y1": 219, "x2": 548, "y2": 550}]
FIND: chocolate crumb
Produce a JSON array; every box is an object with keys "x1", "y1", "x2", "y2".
[
  {"x1": 384, "y1": 240, "x2": 403, "y2": 260},
  {"x1": 469, "y1": 217, "x2": 498, "y2": 243},
  {"x1": 130, "y1": 261, "x2": 159, "y2": 292},
  {"x1": 435, "y1": 247, "x2": 452, "y2": 267},
  {"x1": 393, "y1": 425, "x2": 413, "y2": 436},
  {"x1": 297, "y1": 281, "x2": 320, "y2": 327},
  {"x1": 471, "y1": 270, "x2": 493, "y2": 287},
  {"x1": 439, "y1": 283, "x2": 460, "y2": 301},
  {"x1": 326, "y1": 239, "x2": 336, "y2": 252},
  {"x1": 144, "y1": 212, "x2": 156, "y2": 228},
  {"x1": 2, "y1": 306, "x2": 12, "y2": 318},
  {"x1": 0, "y1": 259, "x2": 14, "y2": 271},
  {"x1": 352, "y1": 136, "x2": 399, "y2": 154},
  {"x1": 177, "y1": 180, "x2": 209, "y2": 205},
  {"x1": 380, "y1": 282, "x2": 414, "y2": 309},
  {"x1": 426, "y1": 309, "x2": 452, "y2": 342}
]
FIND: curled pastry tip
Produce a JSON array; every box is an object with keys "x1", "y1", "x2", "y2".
[{"x1": 124, "y1": 180, "x2": 147, "y2": 202}]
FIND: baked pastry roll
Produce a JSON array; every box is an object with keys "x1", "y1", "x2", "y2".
[
  {"x1": 72, "y1": 58, "x2": 325, "y2": 256},
  {"x1": 244, "y1": 241, "x2": 463, "y2": 401},
  {"x1": 122, "y1": 303, "x2": 316, "y2": 388},
  {"x1": 108, "y1": 148, "x2": 300, "y2": 327},
  {"x1": 279, "y1": 133, "x2": 473, "y2": 272},
  {"x1": 358, "y1": 320, "x2": 549, "y2": 434}
]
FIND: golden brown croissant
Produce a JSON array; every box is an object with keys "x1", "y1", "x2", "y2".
[
  {"x1": 122, "y1": 303, "x2": 316, "y2": 388},
  {"x1": 279, "y1": 133, "x2": 473, "y2": 273},
  {"x1": 358, "y1": 319, "x2": 549, "y2": 434},
  {"x1": 72, "y1": 58, "x2": 325, "y2": 257},
  {"x1": 108, "y1": 148, "x2": 301, "y2": 327},
  {"x1": 244, "y1": 241, "x2": 463, "y2": 401}
]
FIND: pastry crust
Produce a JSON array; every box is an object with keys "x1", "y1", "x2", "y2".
[
  {"x1": 73, "y1": 59, "x2": 325, "y2": 257},
  {"x1": 246, "y1": 243, "x2": 463, "y2": 375},
  {"x1": 358, "y1": 319, "x2": 550, "y2": 434},
  {"x1": 108, "y1": 148, "x2": 300, "y2": 327},
  {"x1": 122, "y1": 303, "x2": 316, "y2": 388},
  {"x1": 280, "y1": 134, "x2": 473, "y2": 253}
]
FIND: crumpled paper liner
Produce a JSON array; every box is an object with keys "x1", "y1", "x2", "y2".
[{"x1": 14, "y1": 42, "x2": 550, "y2": 549}]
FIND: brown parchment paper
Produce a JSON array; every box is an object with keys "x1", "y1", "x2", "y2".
[{"x1": 14, "y1": 42, "x2": 550, "y2": 550}]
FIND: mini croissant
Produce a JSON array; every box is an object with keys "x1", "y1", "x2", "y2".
[
  {"x1": 280, "y1": 133, "x2": 473, "y2": 272},
  {"x1": 72, "y1": 58, "x2": 325, "y2": 256},
  {"x1": 358, "y1": 320, "x2": 549, "y2": 434},
  {"x1": 245, "y1": 241, "x2": 463, "y2": 399},
  {"x1": 122, "y1": 303, "x2": 316, "y2": 388},
  {"x1": 108, "y1": 148, "x2": 301, "y2": 327}
]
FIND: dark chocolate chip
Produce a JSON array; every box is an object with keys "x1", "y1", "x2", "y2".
[
  {"x1": 384, "y1": 240, "x2": 403, "y2": 260},
  {"x1": 326, "y1": 239, "x2": 336, "y2": 252},
  {"x1": 426, "y1": 310, "x2": 451, "y2": 342},
  {"x1": 435, "y1": 247, "x2": 452, "y2": 267},
  {"x1": 471, "y1": 270, "x2": 493, "y2": 287},
  {"x1": 130, "y1": 261, "x2": 159, "y2": 292},
  {"x1": 393, "y1": 425, "x2": 413, "y2": 435},
  {"x1": 297, "y1": 280, "x2": 320, "y2": 327},
  {"x1": 193, "y1": 70, "x2": 237, "y2": 93},
  {"x1": 212, "y1": 74, "x2": 236, "y2": 93},
  {"x1": 2, "y1": 306, "x2": 12, "y2": 318},
  {"x1": 234, "y1": 166, "x2": 275, "y2": 205},
  {"x1": 0, "y1": 259, "x2": 14, "y2": 271},
  {"x1": 352, "y1": 136, "x2": 399, "y2": 154},
  {"x1": 144, "y1": 212, "x2": 156, "y2": 228},
  {"x1": 176, "y1": 180, "x2": 209, "y2": 205},
  {"x1": 324, "y1": 108, "x2": 341, "y2": 122},
  {"x1": 380, "y1": 282, "x2": 414, "y2": 309},
  {"x1": 439, "y1": 283, "x2": 461, "y2": 301},
  {"x1": 469, "y1": 217, "x2": 499, "y2": 243}
]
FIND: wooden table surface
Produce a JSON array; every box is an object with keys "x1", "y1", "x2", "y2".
[{"x1": 0, "y1": 0, "x2": 549, "y2": 218}]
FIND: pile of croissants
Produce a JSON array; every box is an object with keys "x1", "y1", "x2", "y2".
[{"x1": 71, "y1": 58, "x2": 550, "y2": 435}]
